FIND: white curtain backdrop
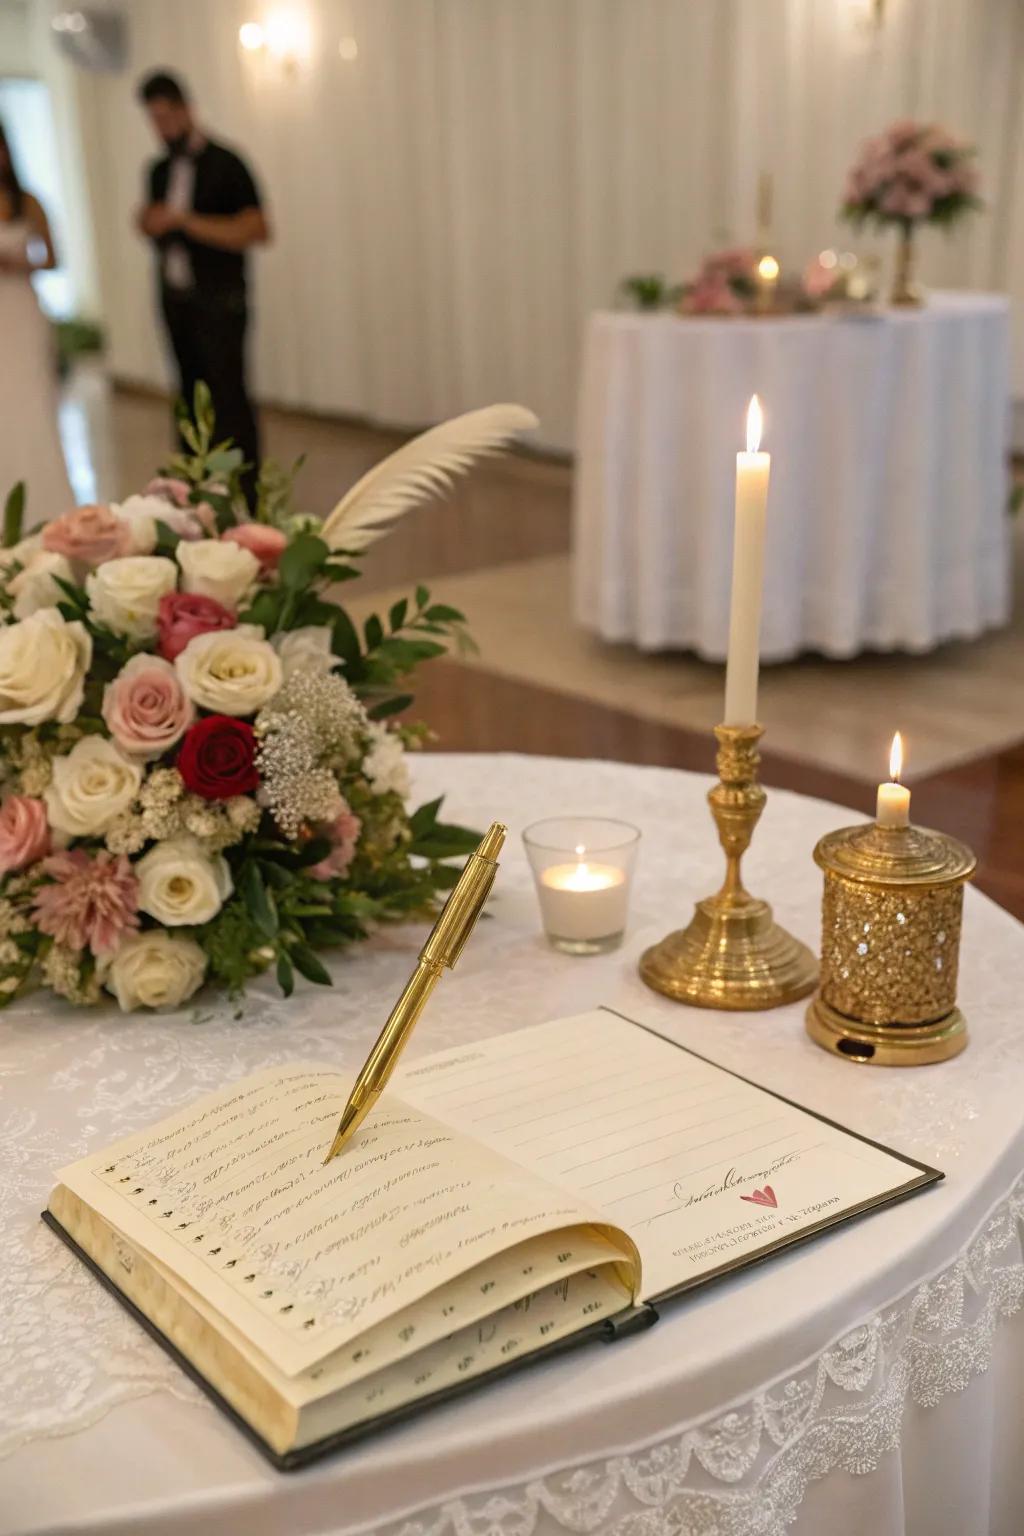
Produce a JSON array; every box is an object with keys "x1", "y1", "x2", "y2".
[{"x1": 69, "y1": 0, "x2": 1024, "y2": 451}]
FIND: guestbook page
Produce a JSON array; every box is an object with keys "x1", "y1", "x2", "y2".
[{"x1": 399, "y1": 1009, "x2": 937, "y2": 1301}]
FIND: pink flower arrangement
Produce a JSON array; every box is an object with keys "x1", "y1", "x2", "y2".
[
  {"x1": 102, "y1": 655, "x2": 196, "y2": 760},
  {"x1": 309, "y1": 807, "x2": 362, "y2": 881},
  {"x1": 0, "y1": 795, "x2": 50, "y2": 874},
  {"x1": 678, "y1": 248, "x2": 757, "y2": 316},
  {"x1": 842, "y1": 120, "x2": 980, "y2": 230},
  {"x1": 222, "y1": 522, "x2": 288, "y2": 573},
  {"x1": 156, "y1": 591, "x2": 236, "y2": 662},
  {"x1": 42, "y1": 504, "x2": 133, "y2": 567},
  {"x1": 32, "y1": 849, "x2": 140, "y2": 956},
  {"x1": 145, "y1": 476, "x2": 192, "y2": 508}
]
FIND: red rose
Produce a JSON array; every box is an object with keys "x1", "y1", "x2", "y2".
[
  {"x1": 157, "y1": 592, "x2": 236, "y2": 663},
  {"x1": 178, "y1": 716, "x2": 260, "y2": 800}
]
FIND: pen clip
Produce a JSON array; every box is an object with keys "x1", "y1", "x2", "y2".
[{"x1": 421, "y1": 857, "x2": 497, "y2": 970}]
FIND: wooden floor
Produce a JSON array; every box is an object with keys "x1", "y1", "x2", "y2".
[{"x1": 409, "y1": 660, "x2": 1024, "y2": 921}]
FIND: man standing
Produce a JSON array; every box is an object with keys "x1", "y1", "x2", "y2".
[{"x1": 136, "y1": 71, "x2": 269, "y2": 501}]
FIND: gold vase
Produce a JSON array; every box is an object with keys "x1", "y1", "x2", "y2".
[
  {"x1": 890, "y1": 225, "x2": 923, "y2": 307},
  {"x1": 639, "y1": 725, "x2": 818, "y2": 1010}
]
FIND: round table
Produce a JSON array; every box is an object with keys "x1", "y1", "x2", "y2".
[
  {"x1": 572, "y1": 294, "x2": 1012, "y2": 657},
  {"x1": 3, "y1": 753, "x2": 1024, "y2": 1536}
]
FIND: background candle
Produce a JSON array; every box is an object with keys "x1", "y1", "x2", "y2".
[
  {"x1": 723, "y1": 395, "x2": 770, "y2": 726},
  {"x1": 876, "y1": 731, "x2": 911, "y2": 827}
]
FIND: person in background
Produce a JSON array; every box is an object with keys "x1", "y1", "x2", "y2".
[
  {"x1": 135, "y1": 70, "x2": 269, "y2": 503},
  {"x1": 0, "y1": 119, "x2": 75, "y2": 517}
]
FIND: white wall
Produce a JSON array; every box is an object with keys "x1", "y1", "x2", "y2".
[{"x1": 65, "y1": 0, "x2": 1024, "y2": 449}]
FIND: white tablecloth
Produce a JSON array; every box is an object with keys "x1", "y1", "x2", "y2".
[
  {"x1": 3, "y1": 752, "x2": 1024, "y2": 1536},
  {"x1": 573, "y1": 295, "x2": 1012, "y2": 657}
]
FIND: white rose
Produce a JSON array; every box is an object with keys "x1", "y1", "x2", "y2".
[
  {"x1": 135, "y1": 835, "x2": 233, "y2": 926},
  {"x1": 104, "y1": 930, "x2": 207, "y2": 1012},
  {"x1": 175, "y1": 624, "x2": 283, "y2": 716},
  {"x1": 363, "y1": 726, "x2": 411, "y2": 798},
  {"x1": 0, "y1": 531, "x2": 43, "y2": 576},
  {"x1": 0, "y1": 608, "x2": 92, "y2": 726},
  {"x1": 110, "y1": 495, "x2": 162, "y2": 555},
  {"x1": 45, "y1": 735, "x2": 143, "y2": 836},
  {"x1": 86, "y1": 556, "x2": 178, "y2": 640},
  {"x1": 271, "y1": 625, "x2": 339, "y2": 679},
  {"x1": 8, "y1": 549, "x2": 75, "y2": 619},
  {"x1": 177, "y1": 539, "x2": 259, "y2": 610}
]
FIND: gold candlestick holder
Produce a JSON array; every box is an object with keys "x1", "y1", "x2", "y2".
[
  {"x1": 639, "y1": 724, "x2": 818, "y2": 1010},
  {"x1": 806, "y1": 820, "x2": 975, "y2": 1065}
]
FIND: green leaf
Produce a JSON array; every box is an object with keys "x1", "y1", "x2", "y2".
[
  {"x1": 367, "y1": 694, "x2": 413, "y2": 721},
  {"x1": 331, "y1": 608, "x2": 362, "y2": 666},
  {"x1": 411, "y1": 824, "x2": 483, "y2": 859},
  {"x1": 288, "y1": 942, "x2": 333, "y2": 987},
  {"x1": 153, "y1": 519, "x2": 181, "y2": 557},
  {"x1": 409, "y1": 796, "x2": 443, "y2": 835},
  {"x1": 240, "y1": 864, "x2": 279, "y2": 939},
  {"x1": 388, "y1": 598, "x2": 408, "y2": 632},
  {"x1": 424, "y1": 604, "x2": 465, "y2": 623},
  {"x1": 2, "y1": 482, "x2": 25, "y2": 548},
  {"x1": 363, "y1": 613, "x2": 384, "y2": 650},
  {"x1": 278, "y1": 532, "x2": 329, "y2": 591},
  {"x1": 276, "y1": 951, "x2": 295, "y2": 997},
  {"x1": 292, "y1": 837, "x2": 332, "y2": 869},
  {"x1": 415, "y1": 584, "x2": 430, "y2": 609}
]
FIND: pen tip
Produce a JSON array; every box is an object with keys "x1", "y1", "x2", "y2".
[{"x1": 478, "y1": 823, "x2": 506, "y2": 861}]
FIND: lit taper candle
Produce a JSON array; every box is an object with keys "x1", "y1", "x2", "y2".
[
  {"x1": 876, "y1": 731, "x2": 911, "y2": 827},
  {"x1": 723, "y1": 395, "x2": 770, "y2": 726}
]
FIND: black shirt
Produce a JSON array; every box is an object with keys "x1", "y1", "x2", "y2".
[{"x1": 147, "y1": 138, "x2": 262, "y2": 298}]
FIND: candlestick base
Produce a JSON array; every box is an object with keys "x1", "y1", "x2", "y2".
[
  {"x1": 806, "y1": 995, "x2": 966, "y2": 1066},
  {"x1": 639, "y1": 725, "x2": 818, "y2": 1011}
]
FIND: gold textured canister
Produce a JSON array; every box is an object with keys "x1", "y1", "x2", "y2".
[{"x1": 806, "y1": 821, "x2": 976, "y2": 1066}]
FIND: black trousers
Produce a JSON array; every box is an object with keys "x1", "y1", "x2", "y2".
[{"x1": 160, "y1": 287, "x2": 260, "y2": 505}]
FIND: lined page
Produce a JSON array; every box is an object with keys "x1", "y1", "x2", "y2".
[
  {"x1": 399, "y1": 1010, "x2": 933, "y2": 1301},
  {"x1": 56, "y1": 1063, "x2": 632, "y2": 1375}
]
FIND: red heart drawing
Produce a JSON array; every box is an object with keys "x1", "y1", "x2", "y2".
[{"x1": 740, "y1": 1185, "x2": 777, "y2": 1208}]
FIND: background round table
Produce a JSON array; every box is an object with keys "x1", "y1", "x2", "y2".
[
  {"x1": 3, "y1": 752, "x2": 1024, "y2": 1536},
  {"x1": 572, "y1": 295, "x2": 1012, "y2": 658}
]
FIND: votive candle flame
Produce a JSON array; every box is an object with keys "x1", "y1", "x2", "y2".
[{"x1": 876, "y1": 731, "x2": 910, "y2": 827}]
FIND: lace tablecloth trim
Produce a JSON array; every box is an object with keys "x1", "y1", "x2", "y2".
[{"x1": 370, "y1": 1169, "x2": 1024, "y2": 1536}]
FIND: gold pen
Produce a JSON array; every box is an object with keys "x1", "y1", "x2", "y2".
[{"x1": 323, "y1": 821, "x2": 506, "y2": 1163}]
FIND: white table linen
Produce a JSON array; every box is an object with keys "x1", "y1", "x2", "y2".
[
  {"x1": 3, "y1": 751, "x2": 1024, "y2": 1536},
  {"x1": 573, "y1": 295, "x2": 1012, "y2": 657}
]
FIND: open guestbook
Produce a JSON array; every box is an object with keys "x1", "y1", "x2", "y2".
[{"x1": 46, "y1": 1007, "x2": 940, "y2": 1468}]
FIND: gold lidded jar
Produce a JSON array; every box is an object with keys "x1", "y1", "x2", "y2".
[{"x1": 806, "y1": 820, "x2": 976, "y2": 1066}]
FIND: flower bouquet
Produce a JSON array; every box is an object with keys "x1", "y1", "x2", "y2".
[
  {"x1": 0, "y1": 387, "x2": 536, "y2": 1012},
  {"x1": 840, "y1": 120, "x2": 981, "y2": 304},
  {"x1": 677, "y1": 248, "x2": 758, "y2": 316}
]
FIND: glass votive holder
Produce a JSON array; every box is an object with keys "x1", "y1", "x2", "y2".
[{"x1": 523, "y1": 818, "x2": 640, "y2": 955}]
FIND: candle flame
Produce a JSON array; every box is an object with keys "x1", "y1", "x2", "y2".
[
  {"x1": 889, "y1": 731, "x2": 903, "y2": 783},
  {"x1": 746, "y1": 395, "x2": 763, "y2": 454},
  {"x1": 574, "y1": 844, "x2": 585, "y2": 858},
  {"x1": 757, "y1": 254, "x2": 779, "y2": 281}
]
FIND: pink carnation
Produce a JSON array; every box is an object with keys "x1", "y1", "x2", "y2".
[
  {"x1": 222, "y1": 522, "x2": 288, "y2": 573},
  {"x1": 144, "y1": 476, "x2": 192, "y2": 508},
  {"x1": 0, "y1": 795, "x2": 49, "y2": 874},
  {"x1": 32, "y1": 849, "x2": 140, "y2": 957},
  {"x1": 42, "y1": 504, "x2": 133, "y2": 567},
  {"x1": 309, "y1": 808, "x2": 362, "y2": 881},
  {"x1": 102, "y1": 655, "x2": 196, "y2": 760}
]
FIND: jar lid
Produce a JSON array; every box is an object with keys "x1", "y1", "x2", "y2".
[{"x1": 813, "y1": 821, "x2": 976, "y2": 889}]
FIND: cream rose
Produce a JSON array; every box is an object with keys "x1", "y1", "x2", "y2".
[
  {"x1": 104, "y1": 930, "x2": 207, "y2": 1012},
  {"x1": 110, "y1": 495, "x2": 163, "y2": 555},
  {"x1": 175, "y1": 624, "x2": 283, "y2": 716},
  {"x1": 177, "y1": 539, "x2": 260, "y2": 610},
  {"x1": 86, "y1": 556, "x2": 178, "y2": 640},
  {"x1": 44, "y1": 736, "x2": 144, "y2": 837},
  {"x1": 7, "y1": 549, "x2": 75, "y2": 619},
  {"x1": 0, "y1": 609, "x2": 92, "y2": 726},
  {"x1": 134, "y1": 835, "x2": 233, "y2": 926},
  {"x1": 270, "y1": 625, "x2": 339, "y2": 679}
]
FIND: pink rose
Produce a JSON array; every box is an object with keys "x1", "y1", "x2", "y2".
[
  {"x1": 0, "y1": 795, "x2": 50, "y2": 874},
  {"x1": 221, "y1": 523, "x2": 288, "y2": 573},
  {"x1": 309, "y1": 808, "x2": 362, "y2": 881},
  {"x1": 144, "y1": 476, "x2": 192, "y2": 508},
  {"x1": 157, "y1": 591, "x2": 236, "y2": 662},
  {"x1": 42, "y1": 504, "x2": 133, "y2": 567},
  {"x1": 102, "y1": 654, "x2": 196, "y2": 760}
]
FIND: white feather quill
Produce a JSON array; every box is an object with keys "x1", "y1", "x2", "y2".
[{"x1": 320, "y1": 403, "x2": 539, "y2": 552}]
